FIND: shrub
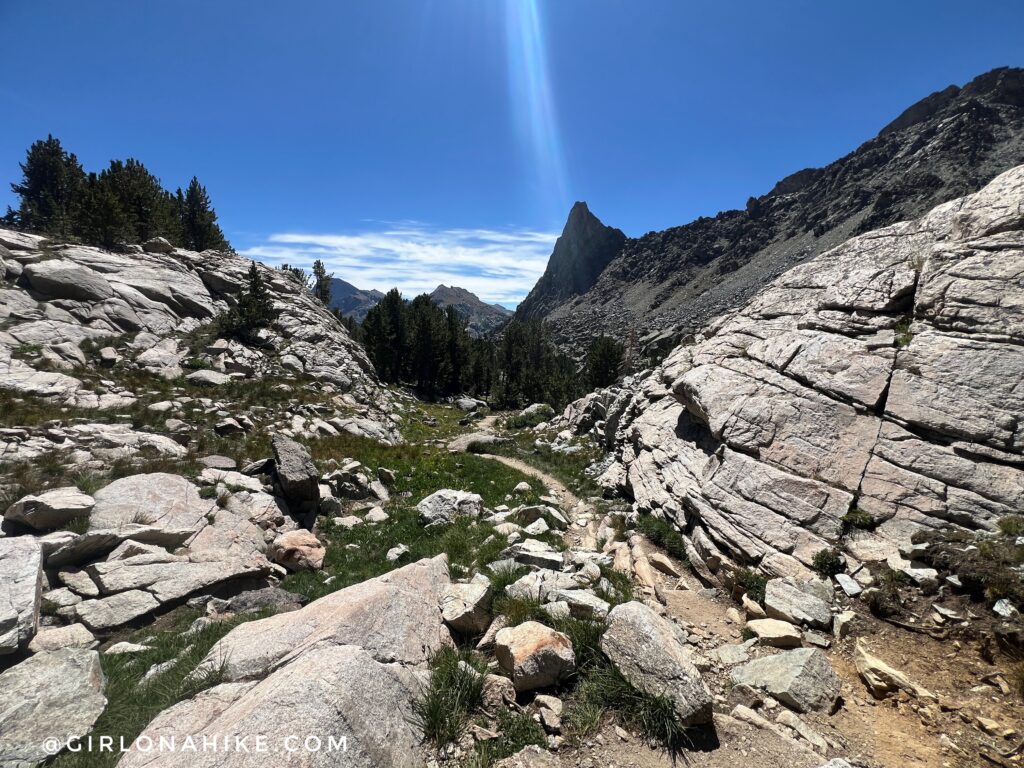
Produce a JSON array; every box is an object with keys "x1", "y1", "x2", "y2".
[
  {"x1": 867, "y1": 567, "x2": 908, "y2": 617},
  {"x1": 734, "y1": 567, "x2": 767, "y2": 605},
  {"x1": 998, "y1": 515, "x2": 1024, "y2": 538},
  {"x1": 812, "y1": 547, "x2": 845, "y2": 579},
  {"x1": 842, "y1": 508, "x2": 878, "y2": 532}
]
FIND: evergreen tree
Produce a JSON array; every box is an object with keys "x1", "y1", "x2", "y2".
[
  {"x1": 6, "y1": 135, "x2": 86, "y2": 238},
  {"x1": 180, "y1": 176, "x2": 229, "y2": 251},
  {"x1": 279, "y1": 264, "x2": 312, "y2": 291},
  {"x1": 585, "y1": 335, "x2": 625, "y2": 389},
  {"x1": 312, "y1": 259, "x2": 333, "y2": 305},
  {"x1": 219, "y1": 262, "x2": 278, "y2": 342},
  {"x1": 101, "y1": 159, "x2": 180, "y2": 242},
  {"x1": 77, "y1": 172, "x2": 131, "y2": 249},
  {"x1": 362, "y1": 288, "x2": 409, "y2": 383}
]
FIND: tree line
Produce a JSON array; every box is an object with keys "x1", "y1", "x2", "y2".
[
  {"x1": 4, "y1": 135, "x2": 229, "y2": 251},
  {"x1": 356, "y1": 288, "x2": 625, "y2": 409}
]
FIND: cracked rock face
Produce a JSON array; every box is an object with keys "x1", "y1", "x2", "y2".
[{"x1": 591, "y1": 164, "x2": 1024, "y2": 578}]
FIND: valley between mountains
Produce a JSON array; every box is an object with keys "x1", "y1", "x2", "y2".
[{"x1": 1, "y1": 69, "x2": 1024, "y2": 768}]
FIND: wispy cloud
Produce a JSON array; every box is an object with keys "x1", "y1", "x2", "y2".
[{"x1": 241, "y1": 224, "x2": 557, "y2": 307}]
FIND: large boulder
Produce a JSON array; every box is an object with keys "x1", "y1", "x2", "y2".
[
  {"x1": 441, "y1": 577, "x2": 493, "y2": 634},
  {"x1": 88, "y1": 473, "x2": 213, "y2": 534},
  {"x1": 764, "y1": 578, "x2": 833, "y2": 629},
  {"x1": 417, "y1": 489, "x2": 483, "y2": 526},
  {"x1": 269, "y1": 530, "x2": 325, "y2": 571},
  {"x1": 0, "y1": 536, "x2": 43, "y2": 654},
  {"x1": 730, "y1": 648, "x2": 840, "y2": 713},
  {"x1": 600, "y1": 601, "x2": 713, "y2": 725},
  {"x1": 495, "y1": 621, "x2": 576, "y2": 692},
  {"x1": 0, "y1": 648, "x2": 107, "y2": 766},
  {"x1": 271, "y1": 434, "x2": 320, "y2": 508},
  {"x1": 118, "y1": 646, "x2": 423, "y2": 768},
  {"x1": 23, "y1": 259, "x2": 114, "y2": 301},
  {"x1": 5, "y1": 487, "x2": 94, "y2": 530},
  {"x1": 192, "y1": 555, "x2": 452, "y2": 682}
]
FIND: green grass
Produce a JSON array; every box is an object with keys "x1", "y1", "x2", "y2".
[
  {"x1": 564, "y1": 665, "x2": 691, "y2": 753},
  {"x1": 489, "y1": 431, "x2": 602, "y2": 498},
  {"x1": 504, "y1": 404, "x2": 554, "y2": 430},
  {"x1": 998, "y1": 515, "x2": 1024, "y2": 538},
  {"x1": 50, "y1": 609, "x2": 269, "y2": 768},
  {"x1": 412, "y1": 646, "x2": 486, "y2": 746},
  {"x1": 635, "y1": 515, "x2": 690, "y2": 564},
  {"x1": 894, "y1": 316, "x2": 914, "y2": 348},
  {"x1": 466, "y1": 709, "x2": 547, "y2": 767}
]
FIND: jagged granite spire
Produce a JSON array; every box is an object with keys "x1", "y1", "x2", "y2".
[{"x1": 515, "y1": 201, "x2": 626, "y2": 320}]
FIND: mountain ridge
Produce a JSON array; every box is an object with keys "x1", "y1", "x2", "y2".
[{"x1": 518, "y1": 66, "x2": 1024, "y2": 353}]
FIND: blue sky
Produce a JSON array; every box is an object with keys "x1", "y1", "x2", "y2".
[{"x1": 1, "y1": 1, "x2": 1021, "y2": 306}]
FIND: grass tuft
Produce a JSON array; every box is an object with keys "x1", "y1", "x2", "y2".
[
  {"x1": 411, "y1": 646, "x2": 486, "y2": 746},
  {"x1": 635, "y1": 515, "x2": 690, "y2": 564}
]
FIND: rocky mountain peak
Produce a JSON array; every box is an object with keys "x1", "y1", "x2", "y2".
[
  {"x1": 429, "y1": 284, "x2": 513, "y2": 338},
  {"x1": 523, "y1": 66, "x2": 1024, "y2": 353},
  {"x1": 515, "y1": 201, "x2": 626, "y2": 320}
]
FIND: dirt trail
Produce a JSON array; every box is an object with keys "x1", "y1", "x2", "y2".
[
  {"x1": 472, "y1": 411, "x2": 582, "y2": 512},
  {"x1": 476, "y1": 452, "x2": 581, "y2": 511}
]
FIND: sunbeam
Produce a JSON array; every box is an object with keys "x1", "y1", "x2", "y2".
[{"x1": 505, "y1": 0, "x2": 568, "y2": 217}]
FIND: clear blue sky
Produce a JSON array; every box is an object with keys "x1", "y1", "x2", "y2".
[{"x1": 1, "y1": 1, "x2": 1021, "y2": 305}]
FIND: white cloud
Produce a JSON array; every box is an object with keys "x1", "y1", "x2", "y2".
[{"x1": 241, "y1": 224, "x2": 558, "y2": 307}]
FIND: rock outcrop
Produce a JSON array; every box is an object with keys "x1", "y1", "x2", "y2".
[
  {"x1": 0, "y1": 227, "x2": 396, "y2": 439},
  {"x1": 568, "y1": 163, "x2": 1024, "y2": 583},
  {"x1": 519, "y1": 68, "x2": 1024, "y2": 351},
  {"x1": 118, "y1": 557, "x2": 453, "y2": 768}
]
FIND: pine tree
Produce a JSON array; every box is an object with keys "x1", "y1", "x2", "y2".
[
  {"x1": 312, "y1": 259, "x2": 333, "y2": 305},
  {"x1": 180, "y1": 176, "x2": 229, "y2": 251},
  {"x1": 585, "y1": 335, "x2": 625, "y2": 389},
  {"x1": 77, "y1": 172, "x2": 131, "y2": 249},
  {"x1": 101, "y1": 159, "x2": 179, "y2": 242},
  {"x1": 6, "y1": 135, "x2": 86, "y2": 239},
  {"x1": 219, "y1": 262, "x2": 278, "y2": 342}
]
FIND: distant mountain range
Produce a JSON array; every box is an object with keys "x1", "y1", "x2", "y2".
[
  {"x1": 516, "y1": 66, "x2": 1024, "y2": 354},
  {"x1": 428, "y1": 285, "x2": 513, "y2": 337},
  {"x1": 327, "y1": 279, "x2": 384, "y2": 323},
  {"x1": 328, "y1": 279, "x2": 512, "y2": 337}
]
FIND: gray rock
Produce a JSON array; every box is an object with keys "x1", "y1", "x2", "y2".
[
  {"x1": 0, "y1": 648, "x2": 107, "y2": 766},
  {"x1": 142, "y1": 237, "x2": 174, "y2": 253},
  {"x1": 495, "y1": 621, "x2": 576, "y2": 692},
  {"x1": 441, "y1": 578, "x2": 493, "y2": 634},
  {"x1": 119, "y1": 645, "x2": 424, "y2": 768},
  {"x1": 0, "y1": 536, "x2": 42, "y2": 654},
  {"x1": 547, "y1": 588, "x2": 610, "y2": 620},
  {"x1": 764, "y1": 578, "x2": 833, "y2": 629},
  {"x1": 416, "y1": 489, "x2": 483, "y2": 526},
  {"x1": 730, "y1": 648, "x2": 840, "y2": 713},
  {"x1": 184, "y1": 369, "x2": 232, "y2": 386},
  {"x1": 4, "y1": 487, "x2": 94, "y2": 530},
  {"x1": 88, "y1": 473, "x2": 213, "y2": 533},
  {"x1": 23, "y1": 259, "x2": 114, "y2": 301},
  {"x1": 193, "y1": 556, "x2": 452, "y2": 682},
  {"x1": 601, "y1": 601, "x2": 713, "y2": 725},
  {"x1": 27, "y1": 623, "x2": 97, "y2": 652},
  {"x1": 834, "y1": 573, "x2": 862, "y2": 597},
  {"x1": 74, "y1": 590, "x2": 163, "y2": 632},
  {"x1": 271, "y1": 434, "x2": 320, "y2": 507}
]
